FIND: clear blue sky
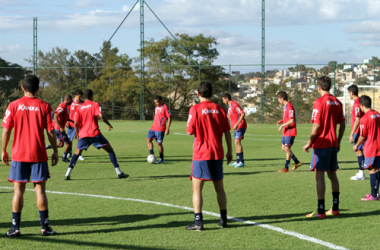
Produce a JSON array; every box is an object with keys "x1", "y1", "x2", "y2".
[{"x1": 1, "y1": 0, "x2": 379, "y2": 69}]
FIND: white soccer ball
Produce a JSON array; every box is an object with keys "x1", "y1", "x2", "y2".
[{"x1": 147, "y1": 154, "x2": 156, "y2": 164}]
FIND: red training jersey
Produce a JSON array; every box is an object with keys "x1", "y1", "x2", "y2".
[
  {"x1": 228, "y1": 100, "x2": 247, "y2": 130},
  {"x1": 282, "y1": 102, "x2": 297, "y2": 137},
  {"x1": 68, "y1": 100, "x2": 83, "y2": 127},
  {"x1": 351, "y1": 97, "x2": 363, "y2": 134},
  {"x1": 151, "y1": 104, "x2": 171, "y2": 132},
  {"x1": 74, "y1": 100, "x2": 102, "y2": 138},
  {"x1": 53, "y1": 102, "x2": 69, "y2": 130},
  {"x1": 359, "y1": 110, "x2": 380, "y2": 158},
  {"x1": 311, "y1": 94, "x2": 345, "y2": 148},
  {"x1": 187, "y1": 101, "x2": 231, "y2": 161},
  {"x1": 2, "y1": 96, "x2": 54, "y2": 162}
]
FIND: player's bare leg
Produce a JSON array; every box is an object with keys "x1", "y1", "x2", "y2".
[
  {"x1": 102, "y1": 144, "x2": 129, "y2": 179},
  {"x1": 213, "y1": 180, "x2": 228, "y2": 228},
  {"x1": 316, "y1": 170, "x2": 326, "y2": 215},
  {"x1": 351, "y1": 150, "x2": 365, "y2": 180},
  {"x1": 326, "y1": 171, "x2": 340, "y2": 214},
  {"x1": 147, "y1": 138, "x2": 154, "y2": 153},
  {"x1": 65, "y1": 148, "x2": 83, "y2": 180},
  {"x1": 8, "y1": 182, "x2": 26, "y2": 236},
  {"x1": 360, "y1": 167, "x2": 379, "y2": 201},
  {"x1": 157, "y1": 143, "x2": 165, "y2": 163},
  {"x1": 62, "y1": 141, "x2": 72, "y2": 162},
  {"x1": 233, "y1": 139, "x2": 245, "y2": 168},
  {"x1": 34, "y1": 182, "x2": 54, "y2": 235},
  {"x1": 186, "y1": 178, "x2": 204, "y2": 230},
  {"x1": 57, "y1": 141, "x2": 64, "y2": 148}
]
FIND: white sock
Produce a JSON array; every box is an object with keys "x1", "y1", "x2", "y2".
[
  {"x1": 66, "y1": 168, "x2": 73, "y2": 177},
  {"x1": 359, "y1": 170, "x2": 364, "y2": 176},
  {"x1": 115, "y1": 167, "x2": 122, "y2": 175}
]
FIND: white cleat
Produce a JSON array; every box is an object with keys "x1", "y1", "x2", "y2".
[
  {"x1": 350, "y1": 173, "x2": 365, "y2": 180},
  {"x1": 78, "y1": 156, "x2": 85, "y2": 161}
]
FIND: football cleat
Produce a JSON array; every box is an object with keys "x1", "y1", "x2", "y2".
[
  {"x1": 229, "y1": 162, "x2": 238, "y2": 167},
  {"x1": 235, "y1": 162, "x2": 245, "y2": 168},
  {"x1": 278, "y1": 168, "x2": 289, "y2": 172},
  {"x1": 217, "y1": 220, "x2": 228, "y2": 228},
  {"x1": 306, "y1": 211, "x2": 326, "y2": 218},
  {"x1": 67, "y1": 153, "x2": 72, "y2": 158},
  {"x1": 64, "y1": 176, "x2": 71, "y2": 181},
  {"x1": 61, "y1": 158, "x2": 70, "y2": 163},
  {"x1": 156, "y1": 159, "x2": 165, "y2": 164},
  {"x1": 326, "y1": 208, "x2": 340, "y2": 216},
  {"x1": 361, "y1": 194, "x2": 378, "y2": 201},
  {"x1": 185, "y1": 223, "x2": 203, "y2": 231},
  {"x1": 41, "y1": 227, "x2": 56, "y2": 236},
  {"x1": 350, "y1": 173, "x2": 365, "y2": 180},
  {"x1": 78, "y1": 156, "x2": 85, "y2": 160},
  {"x1": 291, "y1": 162, "x2": 302, "y2": 171},
  {"x1": 118, "y1": 173, "x2": 129, "y2": 179},
  {"x1": 5, "y1": 228, "x2": 20, "y2": 237}
]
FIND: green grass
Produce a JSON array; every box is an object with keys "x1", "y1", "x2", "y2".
[{"x1": 0, "y1": 121, "x2": 378, "y2": 249}]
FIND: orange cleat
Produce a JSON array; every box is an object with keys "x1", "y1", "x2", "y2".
[
  {"x1": 291, "y1": 162, "x2": 302, "y2": 171},
  {"x1": 326, "y1": 208, "x2": 340, "y2": 216},
  {"x1": 306, "y1": 211, "x2": 326, "y2": 218},
  {"x1": 278, "y1": 168, "x2": 289, "y2": 172}
]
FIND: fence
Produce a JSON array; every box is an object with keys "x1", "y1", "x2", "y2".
[{"x1": 1, "y1": 63, "x2": 379, "y2": 123}]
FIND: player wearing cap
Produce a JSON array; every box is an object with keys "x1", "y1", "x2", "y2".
[
  {"x1": 276, "y1": 91, "x2": 302, "y2": 172},
  {"x1": 185, "y1": 82, "x2": 232, "y2": 231},
  {"x1": 146, "y1": 96, "x2": 172, "y2": 164},
  {"x1": 64, "y1": 89, "x2": 129, "y2": 180},
  {"x1": 221, "y1": 93, "x2": 246, "y2": 168},
  {"x1": 303, "y1": 76, "x2": 345, "y2": 218},
  {"x1": 67, "y1": 89, "x2": 85, "y2": 161},
  {"x1": 353, "y1": 95, "x2": 380, "y2": 200},
  {"x1": 2, "y1": 75, "x2": 59, "y2": 236},
  {"x1": 347, "y1": 85, "x2": 365, "y2": 180}
]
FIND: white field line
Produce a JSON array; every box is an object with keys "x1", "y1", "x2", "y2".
[{"x1": 0, "y1": 186, "x2": 349, "y2": 250}]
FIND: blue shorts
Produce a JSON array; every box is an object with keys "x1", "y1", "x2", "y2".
[
  {"x1": 147, "y1": 130, "x2": 165, "y2": 144},
  {"x1": 8, "y1": 161, "x2": 49, "y2": 183},
  {"x1": 353, "y1": 134, "x2": 364, "y2": 151},
  {"x1": 310, "y1": 147, "x2": 339, "y2": 172},
  {"x1": 363, "y1": 156, "x2": 380, "y2": 169},
  {"x1": 67, "y1": 127, "x2": 76, "y2": 141},
  {"x1": 234, "y1": 128, "x2": 246, "y2": 140},
  {"x1": 191, "y1": 160, "x2": 223, "y2": 181},
  {"x1": 77, "y1": 134, "x2": 109, "y2": 150},
  {"x1": 55, "y1": 129, "x2": 70, "y2": 143},
  {"x1": 281, "y1": 136, "x2": 295, "y2": 147}
]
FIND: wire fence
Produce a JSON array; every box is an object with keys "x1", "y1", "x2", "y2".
[{"x1": 1, "y1": 63, "x2": 379, "y2": 123}]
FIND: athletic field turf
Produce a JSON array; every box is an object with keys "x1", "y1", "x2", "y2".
[{"x1": 0, "y1": 121, "x2": 378, "y2": 249}]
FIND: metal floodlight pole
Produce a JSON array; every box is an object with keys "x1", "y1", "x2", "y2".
[
  {"x1": 198, "y1": 65, "x2": 201, "y2": 85},
  {"x1": 229, "y1": 64, "x2": 231, "y2": 93},
  {"x1": 373, "y1": 63, "x2": 376, "y2": 109},
  {"x1": 33, "y1": 17, "x2": 37, "y2": 75},
  {"x1": 85, "y1": 66, "x2": 87, "y2": 88},
  {"x1": 333, "y1": 63, "x2": 336, "y2": 96},
  {"x1": 169, "y1": 62, "x2": 172, "y2": 110},
  {"x1": 140, "y1": 0, "x2": 145, "y2": 122},
  {"x1": 58, "y1": 67, "x2": 61, "y2": 101},
  {"x1": 260, "y1": 0, "x2": 265, "y2": 124},
  {"x1": 112, "y1": 65, "x2": 115, "y2": 122},
  {"x1": 295, "y1": 64, "x2": 298, "y2": 117}
]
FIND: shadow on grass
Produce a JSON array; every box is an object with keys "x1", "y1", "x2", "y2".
[{"x1": 129, "y1": 172, "x2": 261, "y2": 181}]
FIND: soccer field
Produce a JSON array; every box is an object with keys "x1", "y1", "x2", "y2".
[{"x1": 0, "y1": 121, "x2": 377, "y2": 249}]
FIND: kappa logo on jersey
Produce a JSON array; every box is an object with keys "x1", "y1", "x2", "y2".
[
  {"x1": 202, "y1": 109, "x2": 220, "y2": 115},
  {"x1": 56, "y1": 107, "x2": 64, "y2": 113},
  {"x1": 18, "y1": 105, "x2": 40, "y2": 111},
  {"x1": 326, "y1": 100, "x2": 340, "y2": 106},
  {"x1": 81, "y1": 105, "x2": 92, "y2": 109},
  {"x1": 312, "y1": 109, "x2": 318, "y2": 119},
  {"x1": 370, "y1": 114, "x2": 380, "y2": 119},
  {"x1": 355, "y1": 107, "x2": 360, "y2": 115}
]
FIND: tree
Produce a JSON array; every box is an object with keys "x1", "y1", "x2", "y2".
[
  {"x1": 355, "y1": 77, "x2": 369, "y2": 85},
  {"x1": 344, "y1": 68, "x2": 352, "y2": 72}
]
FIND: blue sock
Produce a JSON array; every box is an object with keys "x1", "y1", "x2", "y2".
[
  {"x1": 291, "y1": 154, "x2": 299, "y2": 164},
  {"x1": 46, "y1": 145, "x2": 52, "y2": 149},
  {"x1": 69, "y1": 154, "x2": 79, "y2": 169},
  {"x1": 240, "y1": 153, "x2": 244, "y2": 163},
  {"x1": 109, "y1": 151, "x2": 119, "y2": 168},
  {"x1": 194, "y1": 213, "x2": 203, "y2": 226},
  {"x1": 370, "y1": 173, "x2": 378, "y2": 198},
  {"x1": 285, "y1": 160, "x2": 290, "y2": 170},
  {"x1": 12, "y1": 212, "x2": 21, "y2": 230},
  {"x1": 160, "y1": 153, "x2": 164, "y2": 160},
  {"x1": 236, "y1": 153, "x2": 241, "y2": 163},
  {"x1": 39, "y1": 210, "x2": 49, "y2": 229},
  {"x1": 358, "y1": 156, "x2": 364, "y2": 171},
  {"x1": 149, "y1": 149, "x2": 154, "y2": 155}
]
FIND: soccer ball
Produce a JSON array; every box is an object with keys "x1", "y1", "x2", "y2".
[{"x1": 147, "y1": 155, "x2": 156, "y2": 164}]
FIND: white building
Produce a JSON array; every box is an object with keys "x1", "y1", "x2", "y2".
[{"x1": 244, "y1": 107, "x2": 257, "y2": 115}]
